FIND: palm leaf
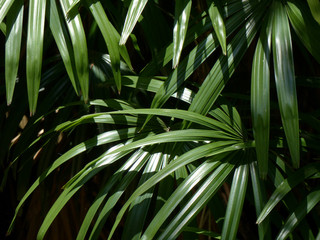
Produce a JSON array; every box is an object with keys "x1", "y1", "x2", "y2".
[
  {"x1": 5, "y1": 0, "x2": 23, "y2": 105},
  {"x1": 206, "y1": 0, "x2": 227, "y2": 55},
  {"x1": 172, "y1": 0, "x2": 192, "y2": 68},
  {"x1": 272, "y1": 0, "x2": 300, "y2": 168},
  {"x1": 251, "y1": 10, "x2": 273, "y2": 178},
  {"x1": 120, "y1": 0, "x2": 148, "y2": 45},
  {"x1": 26, "y1": 0, "x2": 46, "y2": 115},
  {"x1": 59, "y1": 0, "x2": 89, "y2": 102}
]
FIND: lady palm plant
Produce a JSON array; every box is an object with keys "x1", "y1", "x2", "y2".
[{"x1": 1, "y1": 0, "x2": 320, "y2": 239}]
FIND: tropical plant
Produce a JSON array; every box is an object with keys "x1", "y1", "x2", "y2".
[{"x1": 1, "y1": 0, "x2": 320, "y2": 239}]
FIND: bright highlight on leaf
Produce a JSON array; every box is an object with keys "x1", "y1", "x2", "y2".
[{"x1": 2, "y1": 0, "x2": 320, "y2": 239}]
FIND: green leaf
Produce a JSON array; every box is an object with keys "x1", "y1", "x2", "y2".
[
  {"x1": 85, "y1": 0, "x2": 122, "y2": 93},
  {"x1": 76, "y1": 147, "x2": 150, "y2": 240},
  {"x1": 206, "y1": 0, "x2": 227, "y2": 55},
  {"x1": 88, "y1": 147, "x2": 155, "y2": 240},
  {"x1": 7, "y1": 128, "x2": 138, "y2": 235},
  {"x1": 173, "y1": 0, "x2": 192, "y2": 68},
  {"x1": 286, "y1": 0, "x2": 320, "y2": 64},
  {"x1": 120, "y1": 0, "x2": 149, "y2": 45},
  {"x1": 59, "y1": 0, "x2": 89, "y2": 102},
  {"x1": 257, "y1": 162, "x2": 320, "y2": 224},
  {"x1": 26, "y1": 0, "x2": 47, "y2": 115},
  {"x1": 5, "y1": 0, "x2": 24, "y2": 105},
  {"x1": 37, "y1": 141, "x2": 134, "y2": 240},
  {"x1": 221, "y1": 162, "x2": 249, "y2": 240},
  {"x1": 250, "y1": 161, "x2": 271, "y2": 240},
  {"x1": 276, "y1": 188, "x2": 320, "y2": 240},
  {"x1": 47, "y1": 0, "x2": 79, "y2": 94},
  {"x1": 150, "y1": 2, "x2": 261, "y2": 112},
  {"x1": 307, "y1": 0, "x2": 320, "y2": 24},
  {"x1": 108, "y1": 141, "x2": 249, "y2": 240},
  {"x1": 273, "y1": 0, "x2": 300, "y2": 168},
  {"x1": 251, "y1": 11, "x2": 273, "y2": 178},
  {"x1": 144, "y1": 153, "x2": 235, "y2": 240},
  {"x1": 187, "y1": 3, "x2": 267, "y2": 117},
  {"x1": 0, "y1": 0, "x2": 15, "y2": 24}
]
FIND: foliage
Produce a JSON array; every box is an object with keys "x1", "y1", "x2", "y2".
[{"x1": 1, "y1": 0, "x2": 320, "y2": 239}]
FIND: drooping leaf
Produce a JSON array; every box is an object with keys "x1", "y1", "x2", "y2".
[
  {"x1": 221, "y1": 161, "x2": 249, "y2": 240},
  {"x1": 276, "y1": 188, "x2": 320, "y2": 240},
  {"x1": 26, "y1": 0, "x2": 47, "y2": 115},
  {"x1": 5, "y1": 0, "x2": 24, "y2": 105},
  {"x1": 286, "y1": 0, "x2": 320, "y2": 64},
  {"x1": 251, "y1": 10, "x2": 273, "y2": 178},
  {"x1": 307, "y1": 0, "x2": 320, "y2": 24},
  {"x1": 59, "y1": 0, "x2": 89, "y2": 102},
  {"x1": 85, "y1": 0, "x2": 122, "y2": 93},
  {"x1": 257, "y1": 162, "x2": 320, "y2": 224},
  {"x1": 120, "y1": 0, "x2": 149, "y2": 45},
  {"x1": 172, "y1": 0, "x2": 192, "y2": 68},
  {"x1": 273, "y1": 0, "x2": 300, "y2": 168},
  {"x1": 207, "y1": 0, "x2": 227, "y2": 55},
  {"x1": 47, "y1": 0, "x2": 79, "y2": 94},
  {"x1": 0, "y1": 0, "x2": 15, "y2": 24}
]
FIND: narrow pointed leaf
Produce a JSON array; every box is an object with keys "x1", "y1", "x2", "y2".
[
  {"x1": 173, "y1": 0, "x2": 192, "y2": 68},
  {"x1": 187, "y1": 3, "x2": 267, "y2": 117},
  {"x1": 76, "y1": 148, "x2": 150, "y2": 240},
  {"x1": 286, "y1": 0, "x2": 320, "y2": 64},
  {"x1": 251, "y1": 11, "x2": 273, "y2": 178},
  {"x1": 150, "y1": 3, "x2": 261, "y2": 111},
  {"x1": 7, "y1": 128, "x2": 138, "y2": 235},
  {"x1": 276, "y1": 188, "x2": 320, "y2": 240},
  {"x1": 85, "y1": 0, "x2": 122, "y2": 92},
  {"x1": 120, "y1": 0, "x2": 148, "y2": 45},
  {"x1": 250, "y1": 161, "x2": 271, "y2": 240},
  {"x1": 0, "y1": 0, "x2": 15, "y2": 24},
  {"x1": 89, "y1": 148, "x2": 154, "y2": 240},
  {"x1": 142, "y1": 153, "x2": 233, "y2": 239},
  {"x1": 221, "y1": 162, "x2": 249, "y2": 240},
  {"x1": 307, "y1": 0, "x2": 320, "y2": 24},
  {"x1": 5, "y1": 0, "x2": 23, "y2": 105},
  {"x1": 59, "y1": 0, "x2": 89, "y2": 102},
  {"x1": 207, "y1": 0, "x2": 227, "y2": 55},
  {"x1": 47, "y1": 0, "x2": 78, "y2": 94},
  {"x1": 107, "y1": 141, "x2": 249, "y2": 240},
  {"x1": 26, "y1": 0, "x2": 47, "y2": 115},
  {"x1": 273, "y1": 0, "x2": 300, "y2": 168},
  {"x1": 257, "y1": 162, "x2": 320, "y2": 224}
]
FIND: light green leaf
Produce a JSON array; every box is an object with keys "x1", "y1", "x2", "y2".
[
  {"x1": 307, "y1": 0, "x2": 320, "y2": 24},
  {"x1": 7, "y1": 128, "x2": 138, "y2": 235},
  {"x1": 187, "y1": 2, "x2": 267, "y2": 117},
  {"x1": 0, "y1": 0, "x2": 15, "y2": 24},
  {"x1": 120, "y1": 0, "x2": 148, "y2": 45},
  {"x1": 286, "y1": 0, "x2": 320, "y2": 64},
  {"x1": 5, "y1": 0, "x2": 24, "y2": 105},
  {"x1": 207, "y1": 0, "x2": 227, "y2": 55},
  {"x1": 144, "y1": 153, "x2": 235, "y2": 240},
  {"x1": 76, "y1": 147, "x2": 151, "y2": 240},
  {"x1": 47, "y1": 0, "x2": 79, "y2": 94},
  {"x1": 26, "y1": 0, "x2": 46, "y2": 115},
  {"x1": 59, "y1": 0, "x2": 89, "y2": 102},
  {"x1": 273, "y1": 0, "x2": 300, "y2": 168},
  {"x1": 108, "y1": 141, "x2": 250, "y2": 240},
  {"x1": 85, "y1": 0, "x2": 122, "y2": 92},
  {"x1": 173, "y1": 0, "x2": 192, "y2": 68}
]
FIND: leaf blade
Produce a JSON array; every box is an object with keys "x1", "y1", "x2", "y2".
[{"x1": 273, "y1": 0, "x2": 300, "y2": 168}]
